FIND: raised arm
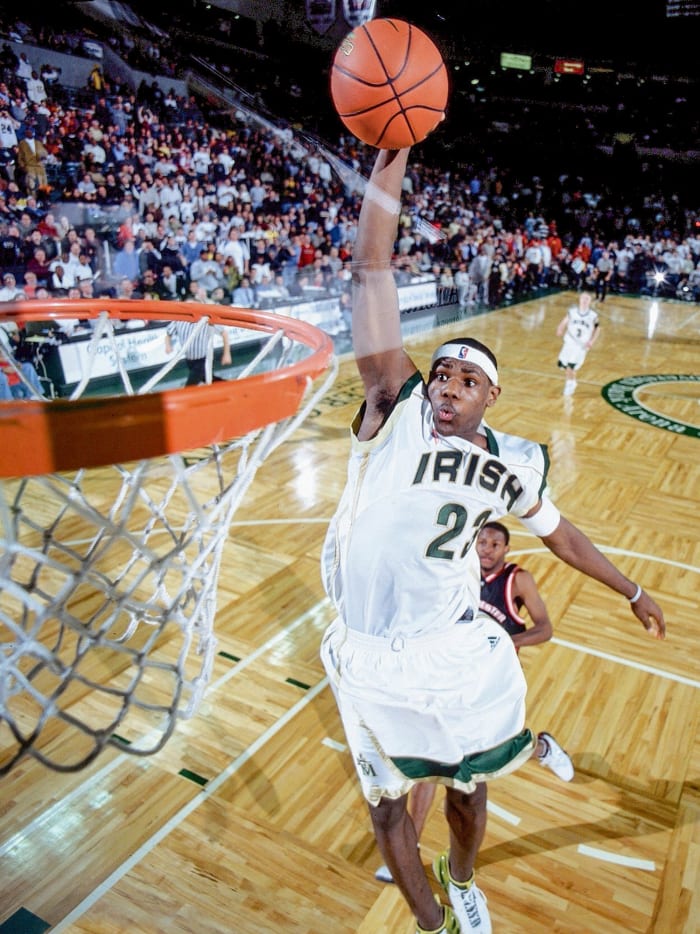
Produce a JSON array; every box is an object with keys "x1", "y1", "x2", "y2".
[
  {"x1": 352, "y1": 148, "x2": 418, "y2": 440},
  {"x1": 542, "y1": 515, "x2": 665, "y2": 638}
]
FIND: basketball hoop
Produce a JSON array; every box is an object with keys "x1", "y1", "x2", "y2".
[{"x1": 0, "y1": 299, "x2": 337, "y2": 773}]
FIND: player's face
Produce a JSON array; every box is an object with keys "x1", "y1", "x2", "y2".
[
  {"x1": 427, "y1": 358, "x2": 500, "y2": 439},
  {"x1": 477, "y1": 528, "x2": 509, "y2": 574}
]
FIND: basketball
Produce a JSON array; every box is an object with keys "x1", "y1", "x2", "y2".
[{"x1": 330, "y1": 18, "x2": 448, "y2": 149}]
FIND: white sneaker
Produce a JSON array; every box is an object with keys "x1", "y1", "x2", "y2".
[
  {"x1": 537, "y1": 731, "x2": 574, "y2": 781},
  {"x1": 433, "y1": 851, "x2": 491, "y2": 933},
  {"x1": 563, "y1": 380, "x2": 576, "y2": 396},
  {"x1": 374, "y1": 863, "x2": 394, "y2": 883}
]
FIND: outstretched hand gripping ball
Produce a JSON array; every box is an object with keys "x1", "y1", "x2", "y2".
[{"x1": 330, "y1": 18, "x2": 449, "y2": 149}]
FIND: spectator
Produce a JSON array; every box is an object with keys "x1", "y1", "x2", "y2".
[
  {"x1": 115, "y1": 277, "x2": 137, "y2": 301},
  {"x1": 80, "y1": 226, "x2": 105, "y2": 274},
  {"x1": 87, "y1": 63, "x2": 105, "y2": 99},
  {"x1": 78, "y1": 278, "x2": 97, "y2": 301},
  {"x1": 22, "y1": 269, "x2": 39, "y2": 298},
  {"x1": 39, "y1": 63, "x2": 61, "y2": 88},
  {"x1": 137, "y1": 238, "x2": 162, "y2": 276},
  {"x1": 0, "y1": 106, "x2": 20, "y2": 170},
  {"x1": 218, "y1": 226, "x2": 249, "y2": 277},
  {"x1": 112, "y1": 238, "x2": 140, "y2": 283},
  {"x1": 26, "y1": 246, "x2": 52, "y2": 285},
  {"x1": 189, "y1": 245, "x2": 224, "y2": 296},
  {"x1": 0, "y1": 224, "x2": 23, "y2": 274},
  {"x1": 25, "y1": 71, "x2": 47, "y2": 106},
  {"x1": 135, "y1": 268, "x2": 161, "y2": 300},
  {"x1": 232, "y1": 274, "x2": 256, "y2": 308},
  {"x1": 157, "y1": 263, "x2": 187, "y2": 301},
  {"x1": 49, "y1": 263, "x2": 74, "y2": 294},
  {"x1": 72, "y1": 252, "x2": 96, "y2": 286},
  {"x1": 0, "y1": 323, "x2": 46, "y2": 398},
  {"x1": 180, "y1": 228, "x2": 206, "y2": 267},
  {"x1": 0, "y1": 272, "x2": 25, "y2": 302},
  {"x1": 15, "y1": 52, "x2": 33, "y2": 83},
  {"x1": 16, "y1": 126, "x2": 49, "y2": 193}
]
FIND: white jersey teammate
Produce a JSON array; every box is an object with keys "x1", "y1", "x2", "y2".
[{"x1": 556, "y1": 291, "x2": 600, "y2": 395}]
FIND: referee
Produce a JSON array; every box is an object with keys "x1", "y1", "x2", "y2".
[{"x1": 164, "y1": 317, "x2": 232, "y2": 386}]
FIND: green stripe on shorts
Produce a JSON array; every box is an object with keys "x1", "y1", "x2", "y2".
[{"x1": 391, "y1": 729, "x2": 534, "y2": 784}]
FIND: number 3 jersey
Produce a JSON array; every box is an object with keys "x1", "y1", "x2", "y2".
[{"x1": 322, "y1": 372, "x2": 550, "y2": 638}]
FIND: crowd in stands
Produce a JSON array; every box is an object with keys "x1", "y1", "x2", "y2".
[{"x1": 0, "y1": 0, "x2": 699, "y2": 343}]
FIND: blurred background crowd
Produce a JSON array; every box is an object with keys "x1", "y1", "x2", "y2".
[{"x1": 0, "y1": 0, "x2": 698, "y2": 320}]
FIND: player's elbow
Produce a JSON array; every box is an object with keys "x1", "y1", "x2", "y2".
[{"x1": 539, "y1": 620, "x2": 553, "y2": 642}]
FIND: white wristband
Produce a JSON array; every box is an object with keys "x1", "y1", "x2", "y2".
[
  {"x1": 364, "y1": 180, "x2": 402, "y2": 215},
  {"x1": 629, "y1": 583, "x2": 642, "y2": 604}
]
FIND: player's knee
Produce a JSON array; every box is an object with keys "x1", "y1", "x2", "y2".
[{"x1": 369, "y1": 794, "x2": 409, "y2": 834}]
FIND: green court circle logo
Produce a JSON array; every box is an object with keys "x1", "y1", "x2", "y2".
[{"x1": 602, "y1": 374, "x2": 700, "y2": 438}]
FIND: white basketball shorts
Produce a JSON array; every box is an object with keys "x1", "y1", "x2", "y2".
[{"x1": 321, "y1": 616, "x2": 533, "y2": 805}]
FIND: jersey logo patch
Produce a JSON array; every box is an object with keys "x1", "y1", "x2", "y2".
[{"x1": 487, "y1": 635, "x2": 501, "y2": 651}]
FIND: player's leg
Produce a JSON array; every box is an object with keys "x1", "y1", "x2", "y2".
[
  {"x1": 435, "y1": 783, "x2": 492, "y2": 933},
  {"x1": 411, "y1": 782, "x2": 438, "y2": 840},
  {"x1": 375, "y1": 782, "x2": 438, "y2": 883},
  {"x1": 442, "y1": 783, "x2": 487, "y2": 881},
  {"x1": 185, "y1": 357, "x2": 206, "y2": 386},
  {"x1": 369, "y1": 794, "x2": 446, "y2": 932}
]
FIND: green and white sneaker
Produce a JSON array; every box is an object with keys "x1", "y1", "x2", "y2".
[
  {"x1": 433, "y1": 850, "x2": 491, "y2": 933},
  {"x1": 416, "y1": 898, "x2": 460, "y2": 934}
]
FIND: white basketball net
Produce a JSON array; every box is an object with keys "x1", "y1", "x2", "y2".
[{"x1": 0, "y1": 310, "x2": 337, "y2": 773}]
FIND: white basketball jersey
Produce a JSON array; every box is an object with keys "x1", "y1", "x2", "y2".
[
  {"x1": 565, "y1": 305, "x2": 599, "y2": 346},
  {"x1": 322, "y1": 374, "x2": 549, "y2": 638}
]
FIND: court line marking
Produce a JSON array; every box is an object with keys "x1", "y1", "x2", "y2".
[
  {"x1": 577, "y1": 844, "x2": 656, "y2": 872},
  {"x1": 550, "y1": 637, "x2": 698, "y2": 687},
  {"x1": 50, "y1": 675, "x2": 330, "y2": 932},
  {"x1": 508, "y1": 542, "x2": 699, "y2": 574},
  {"x1": 487, "y1": 800, "x2": 521, "y2": 826},
  {"x1": 508, "y1": 544, "x2": 699, "y2": 688}
]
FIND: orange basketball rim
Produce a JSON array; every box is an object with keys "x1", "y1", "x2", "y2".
[{"x1": 0, "y1": 299, "x2": 336, "y2": 477}]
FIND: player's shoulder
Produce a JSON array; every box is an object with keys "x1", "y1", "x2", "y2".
[
  {"x1": 510, "y1": 564, "x2": 542, "y2": 607},
  {"x1": 483, "y1": 424, "x2": 548, "y2": 467}
]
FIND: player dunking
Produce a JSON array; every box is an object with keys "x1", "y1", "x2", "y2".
[{"x1": 320, "y1": 146, "x2": 664, "y2": 934}]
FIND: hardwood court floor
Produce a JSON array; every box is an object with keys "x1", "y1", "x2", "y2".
[{"x1": 0, "y1": 291, "x2": 698, "y2": 934}]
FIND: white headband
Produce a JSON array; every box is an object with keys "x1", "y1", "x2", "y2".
[{"x1": 431, "y1": 343, "x2": 499, "y2": 385}]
